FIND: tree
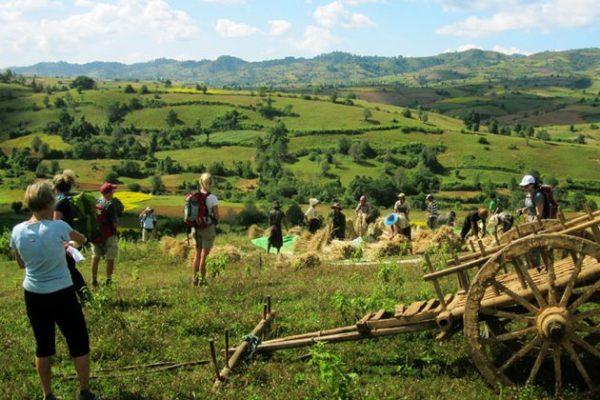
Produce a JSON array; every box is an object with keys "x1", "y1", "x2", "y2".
[
  {"x1": 286, "y1": 203, "x2": 304, "y2": 226},
  {"x1": 401, "y1": 109, "x2": 411, "y2": 118},
  {"x1": 463, "y1": 111, "x2": 480, "y2": 131},
  {"x1": 338, "y1": 137, "x2": 351, "y2": 155},
  {"x1": 70, "y1": 76, "x2": 96, "y2": 91},
  {"x1": 58, "y1": 109, "x2": 74, "y2": 127},
  {"x1": 150, "y1": 175, "x2": 165, "y2": 194},
  {"x1": 140, "y1": 85, "x2": 150, "y2": 94},
  {"x1": 11, "y1": 201, "x2": 23, "y2": 214},
  {"x1": 104, "y1": 171, "x2": 120, "y2": 184},
  {"x1": 38, "y1": 142, "x2": 50, "y2": 158},
  {"x1": 124, "y1": 84, "x2": 136, "y2": 94},
  {"x1": 50, "y1": 160, "x2": 60, "y2": 174},
  {"x1": 54, "y1": 97, "x2": 67, "y2": 108},
  {"x1": 43, "y1": 96, "x2": 50, "y2": 108},
  {"x1": 330, "y1": 92, "x2": 338, "y2": 103},
  {"x1": 488, "y1": 119, "x2": 498, "y2": 134},
  {"x1": 574, "y1": 134, "x2": 586, "y2": 144},
  {"x1": 166, "y1": 109, "x2": 180, "y2": 127},
  {"x1": 35, "y1": 164, "x2": 49, "y2": 178},
  {"x1": 107, "y1": 102, "x2": 128, "y2": 124},
  {"x1": 31, "y1": 136, "x2": 42, "y2": 152},
  {"x1": 362, "y1": 108, "x2": 372, "y2": 122},
  {"x1": 349, "y1": 143, "x2": 362, "y2": 162}
]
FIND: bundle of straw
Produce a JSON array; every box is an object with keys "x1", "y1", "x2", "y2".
[
  {"x1": 247, "y1": 224, "x2": 265, "y2": 239},
  {"x1": 294, "y1": 252, "x2": 321, "y2": 269}
]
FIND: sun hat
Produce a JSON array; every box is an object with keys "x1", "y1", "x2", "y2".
[
  {"x1": 331, "y1": 202, "x2": 342, "y2": 210},
  {"x1": 100, "y1": 182, "x2": 117, "y2": 194},
  {"x1": 519, "y1": 175, "x2": 536, "y2": 187},
  {"x1": 426, "y1": 194, "x2": 433, "y2": 200},
  {"x1": 398, "y1": 193, "x2": 405, "y2": 198},
  {"x1": 384, "y1": 213, "x2": 399, "y2": 226},
  {"x1": 309, "y1": 198, "x2": 320, "y2": 207}
]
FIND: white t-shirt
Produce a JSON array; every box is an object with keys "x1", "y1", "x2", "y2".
[
  {"x1": 204, "y1": 192, "x2": 218, "y2": 220},
  {"x1": 305, "y1": 206, "x2": 318, "y2": 219}
]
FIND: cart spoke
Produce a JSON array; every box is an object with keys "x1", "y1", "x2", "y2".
[
  {"x1": 492, "y1": 280, "x2": 538, "y2": 313},
  {"x1": 563, "y1": 340, "x2": 593, "y2": 389},
  {"x1": 515, "y1": 255, "x2": 547, "y2": 308},
  {"x1": 574, "y1": 322, "x2": 599, "y2": 334},
  {"x1": 499, "y1": 335, "x2": 541, "y2": 372},
  {"x1": 540, "y1": 248, "x2": 558, "y2": 306},
  {"x1": 494, "y1": 326, "x2": 537, "y2": 343},
  {"x1": 559, "y1": 253, "x2": 585, "y2": 308},
  {"x1": 553, "y1": 345, "x2": 562, "y2": 395},
  {"x1": 573, "y1": 307, "x2": 600, "y2": 321},
  {"x1": 568, "y1": 279, "x2": 600, "y2": 313},
  {"x1": 571, "y1": 335, "x2": 600, "y2": 359},
  {"x1": 479, "y1": 308, "x2": 534, "y2": 323},
  {"x1": 526, "y1": 340, "x2": 550, "y2": 385}
]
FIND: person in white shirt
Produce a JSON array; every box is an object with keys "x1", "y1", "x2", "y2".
[
  {"x1": 304, "y1": 198, "x2": 320, "y2": 233},
  {"x1": 139, "y1": 207, "x2": 157, "y2": 242}
]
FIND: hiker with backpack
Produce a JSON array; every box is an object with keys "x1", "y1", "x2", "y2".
[
  {"x1": 90, "y1": 183, "x2": 120, "y2": 287},
  {"x1": 139, "y1": 207, "x2": 157, "y2": 242},
  {"x1": 10, "y1": 181, "x2": 96, "y2": 400},
  {"x1": 267, "y1": 201, "x2": 287, "y2": 254},
  {"x1": 187, "y1": 173, "x2": 220, "y2": 287},
  {"x1": 517, "y1": 175, "x2": 558, "y2": 221},
  {"x1": 52, "y1": 170, "x2": 91, "y2": 304}
]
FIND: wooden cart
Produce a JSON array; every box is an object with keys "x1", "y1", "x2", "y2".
[{"x1": 222, "y1": 208, "x2": 600, "y2": 396}]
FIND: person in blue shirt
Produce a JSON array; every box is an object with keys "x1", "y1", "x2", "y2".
[{"x1": 10, "y1": 181, "x2": 96, "y2": 400}]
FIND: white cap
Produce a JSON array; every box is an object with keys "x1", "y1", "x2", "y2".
[{"x1": 519, "y1": 175, "x2": 536, "y2": 187}]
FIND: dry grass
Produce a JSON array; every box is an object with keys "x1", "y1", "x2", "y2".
[
  {"x1": 159, "y1": 236, "x2": 191, "y2": 259},
  {"x1": 364, "y1": 235, "x2": 408, "y2": 259},
  {"x1": 293, "y1": 252, "x2": 321, "y2": 269},
  {"x1": 247, "y1": 224, "x2": 265, "y2": 239},
  {"x1": 273, "y1": 253, "x2": 292, "y2": 269},
  {"x1": 324, "y1": 240, "x2": 357, "y2": 260},
  {"x1": 211, "y1": 244, "x2": 242, "y2": 263},
  {"x1": 412, "y1": 226, "x2": 463, "y2": 254},
  {"x1": 293, "y1": 227, "x2": 330, "y2": 253}
]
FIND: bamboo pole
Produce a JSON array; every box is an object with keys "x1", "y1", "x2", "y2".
[
  {"x1": 424, "y1": 253, "x2": 446, "y2": 310},
  {"x1": 213, "y1": 311, "x2": 276, "y2": 391},
  {"x1": 209, "y1": 339, "x2": 220, "y2": 381}
]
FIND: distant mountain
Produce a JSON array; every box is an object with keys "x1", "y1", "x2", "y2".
[{"x1": 9, "y1": 48, "x2": 600, "y2": 87}]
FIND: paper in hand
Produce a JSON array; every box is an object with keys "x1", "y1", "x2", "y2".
[{"x1": 67, "y1": 246, "x2": 86, "y2": 263}]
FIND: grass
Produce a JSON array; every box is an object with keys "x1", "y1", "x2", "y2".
[
  {"x1": 155, "y1": 146, "x2": 255, "y2": 167},
  {"x1": 1, "y1": 132, "x2": 71, "y2": 153},
  {"x1": 0, "y1": 235, "x2": 587, "y2": 400}
]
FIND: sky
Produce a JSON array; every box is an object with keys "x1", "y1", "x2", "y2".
[{"x1": 1, "y1": 0, "x2": 599, "y2": 67}]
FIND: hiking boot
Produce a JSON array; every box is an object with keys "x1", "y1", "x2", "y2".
[
  {"x1": 92, "y1": 279, "x2": 99, "y2": 288},
  {"x1": 78, "y1": 389, "x2": 96, "y2": 400},
  {"x1": 105, "y1": 278, "x2": 112, "y2": 287}
]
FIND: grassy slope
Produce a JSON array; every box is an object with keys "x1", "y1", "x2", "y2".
[{"x1": 0, "y1": 238, "x2": 572, "y2": 400}]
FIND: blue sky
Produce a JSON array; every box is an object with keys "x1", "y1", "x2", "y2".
[{"x1": 1, "y1": 0, "x2": 599, "y2": 67}]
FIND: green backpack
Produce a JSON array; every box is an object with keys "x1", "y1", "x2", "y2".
[{"x1": 69, "y1": 192, "x2": 102, "y2": 244}]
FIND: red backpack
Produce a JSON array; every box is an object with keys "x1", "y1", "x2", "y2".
[
  {"x1": 539, "y1": 185, "x2": 559, "y2": 219},
  {"x1": 184, "y1": 191, "x2": 211, "y2": 228},
  {"x1": 94, "y1": 199, "x2": 117, "y2": 243}
]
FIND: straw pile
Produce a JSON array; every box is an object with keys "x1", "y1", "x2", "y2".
[
  {"x1": 345, "y1": 218, "x2": 356, "y2": 239},
  {"x1": 365, "y1": 235, "x2": 408, "y2": 259},
  {"x1": 294, "y1": 227, "x2": 330, "y2": 253},
  {"x1": 287, "y1": 226, "x2": 303, "y2": 236},
  {"x1": 211, "y1": 245, "x2": 242, "y2": 263},
  {"x1": 274, "y1": 253, "x2": 292, "y2": 269},
  {"x1": 159, "y1": 236, "x2": 191, "y2": 259},
  {"x1": 294, "y1": 252, "x2": 321, "y2": 269},
  {"x1": 366, "y1": 218, "x2": 384, "y2": 240},
  {"x1": 247, "y1": 224, "x2": 265, "y2": 239},
  {"x1": 412, "y1": 226, "x2": 463, "y2": 254},
  {"x1": 325, "y1": 240, "x2": 357, "y2": 260}
]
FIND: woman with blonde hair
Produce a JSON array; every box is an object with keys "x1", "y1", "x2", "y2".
[
  {"x1": 10, "y1": 181, "x2": 96, "y2": 400},
  {"x1": 191, "y1": 173, "x2": 220, "y2": 286}
]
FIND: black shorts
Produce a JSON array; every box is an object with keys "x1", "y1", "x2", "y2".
[{"x1": 24, "y1": 286, "x2": 90, "y2": 358}]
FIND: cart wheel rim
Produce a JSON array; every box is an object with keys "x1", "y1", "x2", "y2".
[{"x1": 464, "y1": 234, "x2": 600, "y2": 396}]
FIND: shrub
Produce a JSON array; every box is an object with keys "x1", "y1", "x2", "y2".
[
  {"x1": 236, "y1": 202, "x2": 267, "y2": 227},
  {"x1": 286, "y1": 202, "x2": 304, "y2": 226},
  {"x1": 128, "y1": 183, "x2": 142, "y2": 192}
]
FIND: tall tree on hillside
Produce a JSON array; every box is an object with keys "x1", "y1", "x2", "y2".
[
  {"x1": 166, "y1": 109, "x2": 179, "y2": 127},
  {"x1": 70, "y1": 76, "x2": 96, "y2": 91},
  {"x1": 363, "y1": 108, "x2": 372, "y2": 122}
]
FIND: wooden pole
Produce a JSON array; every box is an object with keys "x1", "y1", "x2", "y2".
[
  {"x1": 209, "y1": 339, "x2": 220, "y2": 381},
  {"x1": 424, "y1": 253, "x2": 446, "y2": 310},
  {"x1": 213, "y1": 311, "x2": 276, "y2": 391},
  {"x1": 225, "y1": 330, "x2": 230, "y2": 368}
]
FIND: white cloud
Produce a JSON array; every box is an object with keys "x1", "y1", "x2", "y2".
[
  {"x1": 443, "y1": 44, "x2": 531, "y2": 55},
  {"x1": 215, "y1": 18, "x2": 259, "y2": 38},
  {"x1": 0, "y1": 0, "x2": 199, "y2": 65},
  {"x1": 202, "y1": 0, "x2": 246, "y2": 4},
  {"x1": 292, "y1": 25, "x2": 338, "y2": 54},
  {"x1": 314, "y1": 0, "x2": 375, "y2": 28},
  {"x1": 268, "y1": 19, "x2": 292, "y2": 36},
  {"x1": 343, "y1": 0, "x2": 385, "y2": 4},
  {"x1": 74, "y1": 0, "x2": 94, "y2": 7},
  {"x1": 437, "y1": 0, "x2": 600, "y2": 37}
]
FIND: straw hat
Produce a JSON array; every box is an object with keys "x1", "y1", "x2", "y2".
[
  {"x1": 309, "y1": 198, "x2": 320, "y2": 207},
  {"x1": 397, "y1": 193, "x2": 405, "y2": 198},
  {"x1": 331, "y1": 202, "x2": 342, "y2": 210}
]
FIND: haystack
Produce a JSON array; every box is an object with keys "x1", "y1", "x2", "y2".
[
  {"x1": 247, "y1": 224, "x2": 264, "y2": 239},
  {"x1": 274, "y1": 253, "x2": 292, "y2": 269},
  {"x1": 294, "y1": 252, "x2": 321, "y2": 269},
  {"x1": 366, "y1": 218, "x2": 385, "y2": 240},
  {"x1": 345, "y1": 218, "x2": 356, "y2": 239},
  {"x1": 431, "y1": 225, "x2": 463, "y2": 252},
  {"x1": 212, "y1": 244, "x2": 242, "y2": 263},
  {"x1": 325, "y1": 240, "x2": 357, "y2": 260},
  {"x1": 293, "y1": 226, "x2": 330, "y2": 253},
  {"x1": 365, "y1": 235, "x2": 408, "y2": 259},
  {"x1": 287, "y1": 226, "x2": 303, "y2": 236},
  {"x1": 160, "y1": 236, "x2": 191, "y2": 259}
]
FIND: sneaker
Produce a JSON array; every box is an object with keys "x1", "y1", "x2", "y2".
[{"x1": 78, "y1": 389, "x2": 96, "y2": 400}]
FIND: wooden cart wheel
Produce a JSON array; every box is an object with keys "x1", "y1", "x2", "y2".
[
  {"x1": 497, "y1": 220, "x2": 561, "y2": 245},
  {"x1": 464, "y1": 234, "x2": 600, "y2": 396}
]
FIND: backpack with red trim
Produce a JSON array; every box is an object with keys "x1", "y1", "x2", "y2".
[
  {"x1": 184, "y1": 191, "x2": 211, "y2": 228},
  {"x1": 538, "y1": 185, "x2": 559, "y2": 219}
]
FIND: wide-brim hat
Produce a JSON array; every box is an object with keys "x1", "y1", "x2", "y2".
[
  {"x1": 384, "y1": 213, "x2": 399, "y2": 226},
  {"x1": 331, "y1": 202, "x2": 342, "y2": 210},
  {"x1": 309, "y1": 198, "x2": 320, "y2": 207},
  {"x1": 397, "y1": 193, "x2": 405, "y2": 198}
]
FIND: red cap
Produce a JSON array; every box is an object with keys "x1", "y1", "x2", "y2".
[{"x1": 100, "y1": 182, "x2": 117, "y2": 194}]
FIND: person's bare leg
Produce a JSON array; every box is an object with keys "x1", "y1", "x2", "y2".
[
  {"x1": 199, "y1": 248, "x2": 211, "y2": 280},
  {"x1": 90, "y1": 257, "x2": 100, "y2": 286},
  {"x1": 36, "y1": 356, "x2": 52, "y2": 397},
  {"x1": 106, "y1": 260, "x2": 114, "y2": 281},
  {"x1": 73, "y1": 353, "x2": 90, "y2": 391}
]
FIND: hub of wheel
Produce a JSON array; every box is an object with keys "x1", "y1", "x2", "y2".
[{"x1": 536, "y1": 307, "x2": 571, "y2": 341}]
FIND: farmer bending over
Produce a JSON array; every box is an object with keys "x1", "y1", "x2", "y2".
[{"x1": 460, "y1": 208, "x2": 489, "y2": 241}]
